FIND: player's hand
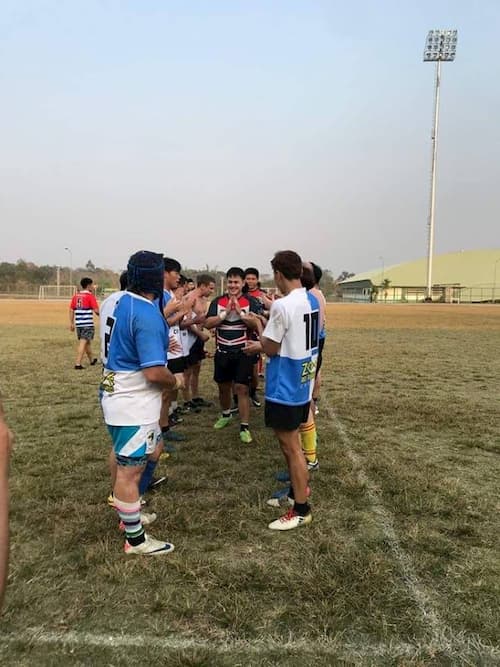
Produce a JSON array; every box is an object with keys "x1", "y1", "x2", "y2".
[
  {"x1": 191, "y1": 313, "x2": 206, "y2": 325},
  {"x1": 168, "y1": 336, "x2": 182, "y2": 355},
  {"x1": 232, "y1": 298, "x2": 242, "y2": 315},
  {"x1": 70, "y1": 324, "x2": 75, "y2": 332},
  {"x1": 243, "y1": 340, "x2": 262, "y2": 355},
  {"x1": 183, "y1": 290, "x2": 197, "y2": 308},
  {"x1": 164, "y1": 297, "x2": 181, "y2": 316},
  {"x1": 241, "y1": 312, "x2": 259, "y2": 329}
]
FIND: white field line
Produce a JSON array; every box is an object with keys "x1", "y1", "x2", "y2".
[
  {"x1": 1, "y1": 627, "x2": 499, "y2": 662},
  {"x1": 323, "y1": 404, "x2": 500, "y2": 663},
  {"x1": 323, "y1": 403, "x2": 446, "y2": 641}
]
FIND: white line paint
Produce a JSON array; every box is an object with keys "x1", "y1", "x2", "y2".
[
  {"x1": 0, "y1": 627, "x2": 498, "y2": 662},
  {"x1": 323, "y1": 403, "x2": 446, "y2": 641},
  {"x1": 321, "y1": 404, "x2": 500, "y2": 662}
]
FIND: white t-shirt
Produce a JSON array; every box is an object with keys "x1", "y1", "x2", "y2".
[{"x1": 181, "y1": 311, "x2": 198, "y2": 355}]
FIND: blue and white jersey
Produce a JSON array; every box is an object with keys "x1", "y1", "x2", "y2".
[
  {"x1": 263, "y1": 288, "x2": 319, "y2": 406},
  {"x1": 316, "y1": 288, "x2": 327, "y2": 341},
  {"x1": 164, "y1": 289, "x2": 183, "y2": 360},
  {"x1": 99, "y1": 290, "x2": 126, "y2": 365},
  {"x1": 100, "y1": 292, "x2": 168, "y2": 426}
]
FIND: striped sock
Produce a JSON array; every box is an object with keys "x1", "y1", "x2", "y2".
[
  {"x1": 114, "y1": 498, "x2": 145, "y2": 546},
  {"x1": 138, "y1": 460, "x2": 157, "y2": 496},
  {"x1": 300, "y1": 418, "x2": 318, "y2": 465}
]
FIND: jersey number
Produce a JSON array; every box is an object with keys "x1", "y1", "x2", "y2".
[
  {"x1": 303, "y1": 312, "x2": 319, "y2": 350},
  {"x1": 104, "y1": 316, "x2": 116, "y2": 362}
]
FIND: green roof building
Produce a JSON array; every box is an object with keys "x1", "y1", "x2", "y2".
[{"x1": 339, "y1": 249, "x2": 500, "y2": 303}]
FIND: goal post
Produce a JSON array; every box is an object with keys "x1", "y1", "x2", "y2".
[{"x1": 38, "y1": 285, "x2": 76, "y2": 300}]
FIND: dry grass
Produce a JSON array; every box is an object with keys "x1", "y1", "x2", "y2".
[{"x1": 0, "y1": 300, "x2": 499, "y2": 666}]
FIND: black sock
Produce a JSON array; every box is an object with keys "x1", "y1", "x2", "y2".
[
  {"x1": 293, "y1": 501, "x2": 310, "y2": 516},
  {"x1": 240, "y1": 423, "x2": 249, "y2": 432},
  {"x1": 127, "y1": 533, "x2": 146, "y2": 547},
  {"x1": 249, "y1": 388, "x2": 256, "y2": 398},
  {"x1": 222, "y1": 410, "x2": 231, "y2": 417},
  {"x1": 233, "y1": 394, "x2": 238, "y2": 405},
  {"x1": 161, "y1": 426, "x2": 170, "y2": 434}
]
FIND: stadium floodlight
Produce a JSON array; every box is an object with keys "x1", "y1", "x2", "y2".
[
  {"x1": 423, "y1": 29, "x2": 457, "y2": 62},
  {"x1": 423, "y1": 29, "x2": 458, "y2": 300}
]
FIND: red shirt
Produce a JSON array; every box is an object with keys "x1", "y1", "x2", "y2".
[{"x1": 70, "y1": 290, "x2": 98, "y2": 328}]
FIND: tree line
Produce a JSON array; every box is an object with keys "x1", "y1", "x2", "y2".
[
  {"x1": 0, "y1": 260, "x2": 119, "y2": 294},
  {"x1": 0, "y1": 259, "x2": 354, "y2": 298}
]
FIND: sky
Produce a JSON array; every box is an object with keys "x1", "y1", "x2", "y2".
[{"x1": 1, "y1": 0, "x2": 499, "y2": 276}]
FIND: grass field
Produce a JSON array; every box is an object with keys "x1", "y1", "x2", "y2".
[{"x1": 0, "y1": 301, "x2": 499, "y2": 666}]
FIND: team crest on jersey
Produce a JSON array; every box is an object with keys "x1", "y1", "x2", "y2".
[
  {"x1": 301, "y1": 359, "x2": 317, "y2": 383},
  {"x1": 100, "y1": 371, "x2": 116, "y2": 394}
]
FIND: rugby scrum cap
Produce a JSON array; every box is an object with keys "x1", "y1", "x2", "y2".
[{"x1": 127, "y1": 250, "x2": 164, "y2": 297}]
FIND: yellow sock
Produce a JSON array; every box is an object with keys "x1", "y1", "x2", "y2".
[{"x1": 300, "y1": 419, "x2": 318, "y2": 465}]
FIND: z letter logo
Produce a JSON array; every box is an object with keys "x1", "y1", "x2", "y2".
[
  {"x1": 100, "y1": 372, "x2": 116, "y2": 394},
  {"x1": 301, "y1": 360, "x2": 317, "y2": 383}
]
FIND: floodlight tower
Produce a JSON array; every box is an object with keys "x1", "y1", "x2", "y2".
[{"x1": 423, "y1": 29, "x2": 458, "y2": 300}]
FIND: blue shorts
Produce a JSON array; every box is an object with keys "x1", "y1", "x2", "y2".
[{"x1": 107, "y1": 423, "x2": 161, "y2": 466}]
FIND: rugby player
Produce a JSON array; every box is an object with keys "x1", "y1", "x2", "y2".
[
  {"x1": 244, "y1": 251, "x2": 319, "y2": 530},
  {"x1": 69, "y1": 278, "x2": 100, "y2": 369},
  {"x1": 100, "y1": 251, "x2": 182, "y2": 555},
  {"x1": 205, "y1": 267, "x2": 261, "y2": 444}
]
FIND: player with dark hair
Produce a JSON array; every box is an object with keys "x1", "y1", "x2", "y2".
[
  {"x1": 69, "y1": 277, "x2": 100, "y2": 369},
  {"x1": 205, "y1": 267, "x2": 261, "y2": 444},
  {"x1": 183, "y1": 274, "x2": 215, "y2": 409},
  {"x1": 309, "y1": 262, "x2": 327, "y2": 415},
  {"x1": 271, "y1": 261, "x2": 323, "y2": 494},
  {"x1": 100, "y1": 250, "x2": 182, "y2": 555},
  {"x1": 243, "y1": 267, "x2": 273, "y2": 408},
  {"x1": 296, "y1": 262, "x2": 323, "y2": 469},
  {"x1": 159, "y1": 258, "x2": 191, "y2": 444},
  {"x1": 244, "y1": 250, "x2": 319, "y2": 530}
]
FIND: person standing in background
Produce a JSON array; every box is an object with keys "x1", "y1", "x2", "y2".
[{"x1": 69, "y1": 277, "x2": 100, "y2": 369}]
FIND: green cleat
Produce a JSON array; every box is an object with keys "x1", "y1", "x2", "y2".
[
  {"x1": 214, "y1": 414, "x2": 233, "y2": 429},
  {"x1": 239, "y1": 429, "x2": 253, "y2": 444}
]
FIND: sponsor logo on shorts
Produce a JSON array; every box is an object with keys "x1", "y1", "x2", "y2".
[{"x1": 100, "y1": 371, "x2": 116, "y2": 394}]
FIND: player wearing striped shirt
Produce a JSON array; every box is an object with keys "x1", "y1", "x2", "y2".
[
  {"x1": 205, "y1": 267, "x2": 261, "y2": 444},
  {"x1": 69, "y1": 278, "x2": 100, "y2": 369}
]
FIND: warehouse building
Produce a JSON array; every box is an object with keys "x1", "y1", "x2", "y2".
[{"x1": 339, "y1": 249, "x2": 500, "y2": 303}]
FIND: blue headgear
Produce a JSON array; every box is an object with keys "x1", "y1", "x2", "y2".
[{"x1": 127, "y1": 251, "x2": 164, "y2": 298}]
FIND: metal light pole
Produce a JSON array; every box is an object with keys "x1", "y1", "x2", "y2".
[
  {"x1": 493, "y1": 258, "x2": 500, "y2": 303},
  {"x1": 423, "y1": 29, "x2": 458, "y2": 300},
  {"x1": 64, "y1": 247, "x2": 73, "y2": 290}
]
